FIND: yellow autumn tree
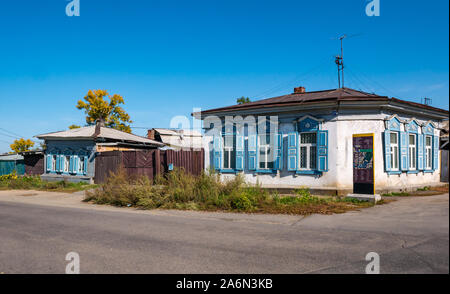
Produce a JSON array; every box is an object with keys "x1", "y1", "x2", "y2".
[
  {"x1": 10, "y1": 138, "x2": 35, "y2": 153},
  {"x1": 76, "y1": 90, "x2": 133, "y2": 133},
  {"x1": 68, "y1": 125, "x2": 81, "y2": 129}
]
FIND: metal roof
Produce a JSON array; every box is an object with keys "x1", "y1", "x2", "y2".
[
  {"x1": 36, "y1": 126, "x2": 164, "y2": 146},
  {"x1": 197, "y1": 87, "x2": 449, "y2": 116},
  {"x1": 0, "y1": 154, "x2": 24, "y2": 161},
  {"x1": 152, "y1": 128, "x2": 203, "y2": 149}
]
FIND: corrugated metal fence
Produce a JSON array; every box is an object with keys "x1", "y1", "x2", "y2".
[
  {"x1": 95, "y1": 149, "x2": 204, "y2": 184},
  {"x1": 0, "y1": 160, "x2": 25, "y2": 176}
]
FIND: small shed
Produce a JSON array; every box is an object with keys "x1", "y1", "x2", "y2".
[{"x1": 0, "y1": 154, "x2": 25, "y2": 175}]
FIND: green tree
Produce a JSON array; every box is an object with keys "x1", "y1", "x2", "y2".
[
  {"x1": 76, "y1": 90, "x2": 133, "y2": 133},
  {"x1": 10, "y1": 138, "x2": 35, "y2": 153},
  {"x1": 237, "y1": 96, "x2": 251, "y2": 104}
]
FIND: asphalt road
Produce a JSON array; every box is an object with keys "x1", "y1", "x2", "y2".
[{"x1": 0, "y1": 192, "x2": 448, "y2": 274}]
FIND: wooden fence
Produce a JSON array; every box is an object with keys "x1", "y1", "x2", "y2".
[
  {"x1": 24, "y1": 154, "x2": 44, "y2": 175},
  {"x1": 94, "y1": 149, "x2": 204, "y2": 184}
]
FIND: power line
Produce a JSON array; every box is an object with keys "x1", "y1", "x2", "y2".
[
  {"x1": 249, "y1": 57, "x2": 333, "y2": 100},
  {"x1": 0, "y1": 127, "x2": 24, "y2": 138}
]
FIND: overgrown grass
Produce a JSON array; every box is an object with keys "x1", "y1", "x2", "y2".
[
  {"x1": 0, "y1": 172, "x2": 96, "y2": 193},
  {"x1": 84, "y1": 168, "x2": 376, "y2": 215}
]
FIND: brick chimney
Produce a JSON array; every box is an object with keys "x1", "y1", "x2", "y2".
[
  {"x1": 147, "y1": 129, "x2": 156, "y2": 140},
  {"x1": 94, "y1": 118, "x2": 105, "y2": 137},
  {"x1": 294, "y1": 86, "x2": 306, "y2": 94}
]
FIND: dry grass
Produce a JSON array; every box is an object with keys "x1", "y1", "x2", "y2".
[{"x1": 84, "y1": 168, "x2": 381, "y2": 215}]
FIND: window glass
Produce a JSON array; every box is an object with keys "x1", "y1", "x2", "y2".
[
  {"x1": 64, "y1": 156, "x2": 70, "y2": 173},
  {"x1": 300, "y1": 146, "x2": 307, "y2": 168},
  {"x1": 52, "y1": 155, "x2": 57, "y2": 171},
  {"x1": 390, "y1": 133, "x2": 397, "y2": 144},
  {"x1": 299, "y1": 132, "x2": 317, "y2": 170},
  {"x1": 79, "y1": 157, "x2": 85, "y2": 173},
  {"x1": 301, "y1": 133, "x2": 316, "y2": 144}
]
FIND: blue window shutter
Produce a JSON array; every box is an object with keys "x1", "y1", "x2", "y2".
[
  {"x1": 69, "y1": 156, "x2": 74, "y2": 174},
  {"x1": 83, "y1": 155, "x2": 89, "y2": 175},
  {"x1": 287, "y1": 132, "x2": 298, "y2": 171},
  {"x1": 433, "y1": 135, "x2": 439, "y2": 170},
  {"x1": 235, "y1": 134, "x2": 244, "y2": 171},
  {"x1": 213, "y1": 135, "x2": 222, "y2": 171},
  {"x1": 317, "y1": 130, "x2": 328, "y2": 172},
  {"x1": 383, "y1": 131, "x2": 391, "y2": 172},
  {"x1": 248, "y1": 134, "x2": 257, "y2": 170},
  {"x1": 417, "y1": 134, "x2": 424, "y2": 170},
  {"x1": 73, "y1": 156, "x2": 79, "y2": 174},
  {"x1": 46, "y1": 155, "x2": 52, "y2": 172},
  {"x1": 399, "y1": 131, "x2": 408, "y2": 171},
  {"x1": 60, "y1": 155, "x2": 65, "y2": 173},
  {"x1": 55, "y1": 155, "x2": 61, "y2": 173},
  {"x1": 274, "y1": 133, "x2": 283, "y2": 170}
]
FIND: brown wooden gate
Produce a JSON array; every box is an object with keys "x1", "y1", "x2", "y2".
[
  {"x1": 94, "y1": 149, "x2": 204, "y2": 184},
  {"x1": 95, "y1": 151, "x2": 123, "y2": 184}
]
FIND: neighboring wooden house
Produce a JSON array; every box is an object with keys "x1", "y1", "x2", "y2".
[
  {"x1": 36, "y1": 121, "x2": 164, "y2": 183},
  {"x1": 196, "y1": 86, "x2": 449, "y2": 195},
  {"x1": 147, "y1": 128, "x2": 203, "y2": 150}
]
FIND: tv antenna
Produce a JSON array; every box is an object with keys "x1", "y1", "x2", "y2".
[
  {"x1": 422, "y1": 97, "x2": 432, "y2": 105},
  {"x1": 333, "y1": 33, "x2": 362, "y2": 88}
]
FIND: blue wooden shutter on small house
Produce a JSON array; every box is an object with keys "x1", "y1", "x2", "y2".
[
  {"x1": 46, "y1": 154, "x2": 52, "y2": 172},
  {"x1": 287, "y1": 132, "x2": 298, "y2": 171},
  {"x1": 73, "y1": 156, "x2": 79, "y2": 174},
  {"x1": 417, "y1": 134, "x2": 424, "y2": 170},
  {"x1": 399, "y1": 131, "x2": 408, "y2": 171},
  {"x1": 69, "y1": 155, "x2": 75, "y2": 174},
  {"x1": 248, "y1": 133, "x2": 257, "y2": 170},
  {"x1": 274, "y1": 133, "x2": 283, "y2": 170},
  {"x1": 433, "y1": 135, "x2": 439, "y2": 170},
  {"x1": 55, "y1": 155, "x2": 61, "y2": 173},
  {"x1": 383, "y1": 131, "x2": 391, "y2": 172},
  {"x1": 60, "y1": 155, "x2": 66, "y2": 173},
  {"x1": 213, "y1": 135, "x2": 222, "y2": 171},
  {"x1": 235, "y1": 133, "x2": 244, "y2": 171},
  {"x1": 83, "y1": 155, "x2": 89, "y2": 175},
  {"x1": 317, "y1": 130, "x2": 328, "y2": 172}
]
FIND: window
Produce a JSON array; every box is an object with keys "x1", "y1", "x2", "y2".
[
  {"x1": 259, "y1": 134, "x2": 274, "y2": 169},
  {"x1": 390, "y1": 132, "x2": 399, "y2": 170},
  {"x1": 299, "y1": 132, "x2": 317, "y2": 170},
  {"x1": 408, "y1": 134, "x2": 416, "y2": 170},
  {"x1": 78, "y1": 156, "x2": 85, "y2": 174},
  {"x1": 64, "y1": 156, "x2": 70, "y2": 173},
  {"x1": 52, "y1": 155, "x2": 57, "y2": 171},
  {"x1": 223, "y1": 134, "x2": 235, "y2": 169},
  {"x1": 425, "y1": 136, "x2": 432, "y2": 170}
]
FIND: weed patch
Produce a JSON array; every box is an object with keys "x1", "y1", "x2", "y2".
[
  {"x1": 85, "y1": 168, "x2": 377, "y2": 215},
  {"x1": 0, "y1": 172, "x2": 96, "y2": 193}
]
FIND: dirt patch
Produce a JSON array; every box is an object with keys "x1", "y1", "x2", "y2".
[{"x1": 18, "y1": 193, "x2": 38, "y2": 197}]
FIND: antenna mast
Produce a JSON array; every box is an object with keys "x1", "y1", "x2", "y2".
[{"x1": 335, "y1": 34, "x2": 346, "y2": 88}]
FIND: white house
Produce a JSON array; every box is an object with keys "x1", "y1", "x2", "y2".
[{"x1": 196, "y1": 87, "x2": 448, "y2": 195}]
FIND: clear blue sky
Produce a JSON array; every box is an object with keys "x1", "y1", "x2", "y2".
[{"x1": 0, "y1": 0, "x2": 448, "y2": 153}]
